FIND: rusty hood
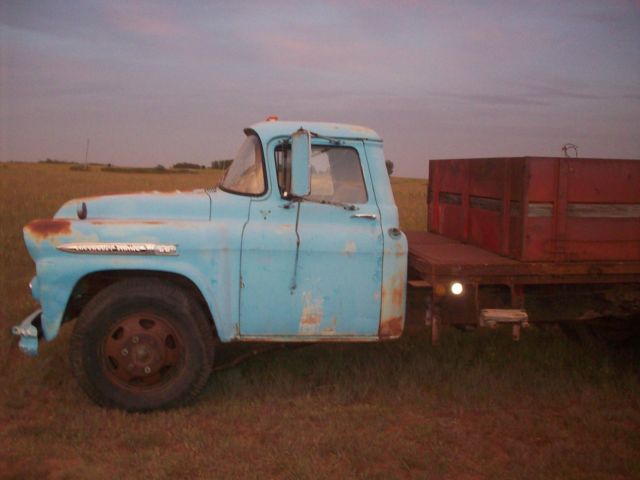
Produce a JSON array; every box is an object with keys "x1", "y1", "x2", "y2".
[{"x1": 52, "y1": 190, "x2": 211, "y2": 221}]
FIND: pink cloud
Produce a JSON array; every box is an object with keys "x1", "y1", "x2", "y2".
[
  {"x1": 104, "y1": 4, "x2": 182, "y2": 38},
  {"x1": 258, "y1": 32, "x2": 385, "y2": 76}
]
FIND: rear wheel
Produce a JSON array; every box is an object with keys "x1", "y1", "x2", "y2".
[{"x1": 70, "y1": 278, "x2": 215, "y2": 411}]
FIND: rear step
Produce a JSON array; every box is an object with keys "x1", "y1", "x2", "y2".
[{"x1": 479, "y1": 309, "x2": 529, "y2": 340}]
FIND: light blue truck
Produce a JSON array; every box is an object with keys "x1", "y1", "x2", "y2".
[{"x1": 14, "y1": 120, "x2": 408, "y2": 411}]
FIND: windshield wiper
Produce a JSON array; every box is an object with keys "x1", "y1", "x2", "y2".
[
  {"x1": 309, "y1": 131, "x2": 342, "y2": 145},
  {"x1": 319, "y1": 199, "x2": 357, "y2": 210}
]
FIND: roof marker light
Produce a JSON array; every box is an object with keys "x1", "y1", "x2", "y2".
[{"x1": 266, "y1": 115, "x2": 279, "y2": 122}]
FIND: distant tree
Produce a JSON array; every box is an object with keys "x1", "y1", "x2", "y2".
[
  {"x1": 212, "y1": 159, "x2": 233, "y2": 170},
  {"x1": 385, "y1": 159, "x2": 394, "y2": 176},
  {"x1": 172, "y1": 162, "x2": 202, "y2": 170},
  {"x1": 40, "y1": 158, "x2": 76, "y2": 164},
  {"x1": 155, "y1": 164, "x2": 165, "y2": 171}
]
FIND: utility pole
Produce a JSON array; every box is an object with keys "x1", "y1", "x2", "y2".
[{"x1": 84, "y1": 138, "x2": 90, "y2": 170}]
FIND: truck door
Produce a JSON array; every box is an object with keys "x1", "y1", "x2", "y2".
[
  {"x1": 239, "y1": 139, "x2": 383, "y2": 338},
  {"x1": 294, "y1": 142, "x2": 383, "y2": 336}
]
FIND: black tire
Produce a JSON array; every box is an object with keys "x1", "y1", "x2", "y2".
[{"x1": 70, "y1": 278, "x2": 215, "y2": 411}]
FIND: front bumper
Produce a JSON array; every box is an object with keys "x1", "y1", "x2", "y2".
[{"x1": 12, "y1": 309, "x2": 42, "y2": 357}]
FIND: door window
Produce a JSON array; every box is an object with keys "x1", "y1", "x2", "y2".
[{"x1": 276, "y1": 146, "x2": 367, "y2": 204}]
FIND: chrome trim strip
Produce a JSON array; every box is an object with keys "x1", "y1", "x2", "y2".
[{"x1": 57, "y1": 242, "x2": 178, "y2": 256}]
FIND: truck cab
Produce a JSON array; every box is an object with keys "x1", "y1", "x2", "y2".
[{"x1": 14, "y1": 120, "x2": 407, "y2": 410}]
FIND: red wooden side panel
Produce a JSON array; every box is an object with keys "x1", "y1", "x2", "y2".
[
  {"x1": 469, "y1": 209, "x2": 502, "y2": 253},
  {"x1": 566, "y1": 158, "x2": 639, "y2": 203},
  {"x1": 428, "y1": 156, "x2": 640, "y2": 262},
  {"x1": 526, "y1": 157, "x2": 557, "y2": 201},
  {"x1": 513, "y1": 158, "x2": 554, "y2": 260},
  {"x1": 468, "y1": 158, "x2": 507, "y2": 197},
  {"x1": 564, "y1": 219, "x2": 640, "y2": 260},
  {"x1": 437, "y1": 159, "x2": 468, "y2": 192},
  {"x1": 428, "y1": 158, "x2": 468, "y2": 242},
  {"x1": 563, "y1": 158, "x2": 640, "y2": 261},
  {"x1": 438, "y1": 205, "x2": 466, "y2": 241}
]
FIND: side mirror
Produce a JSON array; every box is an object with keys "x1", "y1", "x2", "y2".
[{"x1": 289, "y1": 128, "x2": 311, "y2": 197}]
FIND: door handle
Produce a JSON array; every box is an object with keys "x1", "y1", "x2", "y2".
[{"x1": 351, "y1": 213, "x2": 378, "y2": 220}]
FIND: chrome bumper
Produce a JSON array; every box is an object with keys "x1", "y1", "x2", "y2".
[{"x1": 12, "y1": 309, "x2": 42, "y2": 357}]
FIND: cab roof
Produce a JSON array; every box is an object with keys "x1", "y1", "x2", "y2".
[{"x1": 248, "y1": 120, "x2": 382, "y2": 143}]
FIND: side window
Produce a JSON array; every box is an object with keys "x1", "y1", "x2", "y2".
[{"x1": 275, "y1": 146, "x2": 368, "y2": 204}]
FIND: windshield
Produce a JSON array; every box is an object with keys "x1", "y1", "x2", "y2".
[{"x1": 220, "y1": 134, "x2": 266, "y2": 195}]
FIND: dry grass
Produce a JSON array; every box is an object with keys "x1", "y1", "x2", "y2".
[
  {"x1": 1, "y1": 162, "x2": 639, "y2": 479},
  {"x1": 390, "y1": 176, "x2": 427, "y2": 231}
]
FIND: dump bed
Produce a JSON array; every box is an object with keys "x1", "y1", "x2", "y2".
[{"x1": 427, "y1": 157, "x2": 640, "y2": 262}]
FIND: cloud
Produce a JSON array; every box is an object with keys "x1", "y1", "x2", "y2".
[
  {"x1": 103, "y1": 3, "x2": 182, "y2": 38},
  {"x1": 440, "y1": 92, "x2": 549, "y2": 107},
  {"x1": 523, "y1": 83, "x2": 605, "y2": 100}
]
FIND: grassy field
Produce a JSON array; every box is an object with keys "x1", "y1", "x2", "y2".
[{"x1": 0, "y1": 163, "x2": 638, "y2": 479}]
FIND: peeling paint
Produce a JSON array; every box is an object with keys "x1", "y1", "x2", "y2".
[
  {"x1": 343, "y1": 240, "x2": 357, "y2": 256},
  {"x1": 275, "y1": 224, "x2": 294, "y2": 235},
  {"x1": 381, "y1": 272, "x2": 404, "y2": 308},
  {"x1": 321, "y1": 316, "x2": 337, "y2": 335},
  {"x1": 379, "y1": 270, "x2": 406, "y2": 339},
  {"x1": 299, "y1": 292, "x2": 324, "y2": 334}
]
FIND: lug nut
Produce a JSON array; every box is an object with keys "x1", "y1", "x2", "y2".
[
  {"x1": 132, "y1": 336, "x2": 139, "y2": 344},
  {"x1": 121, "y1": 348, "x2": 129, "y2": 356},
  {"x1": 144, "y1": 366, "x2": 151, "y2": 374}
]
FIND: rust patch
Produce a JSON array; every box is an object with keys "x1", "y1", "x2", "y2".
[
  {"x1": 379, "y1": 316, "x2": 403, "y2": 338},
  {"x1": 343, "y1": 240, "x2": 357, "y2": 256},
  {"x1": 381, "y1": 285, "x2": 404, "y2": 308},
  {"x1": 392, "y1": 286, "x2": 403, "y2": 307},
  {"x1": 394, "y1": 242, "x2": 405, "y2": 257},
  {"x1": 25, "y1": 219, "x2": 72, "y2": 240},
  {"x1": 299, "y1": 292, "x2": 323, "y2": 334},
  {"x1": 301, "y1": 313, "x2": 321, "y2": 326},
  {"x1": 321, "y1": 316, "x2": 337, "y2": 335}
]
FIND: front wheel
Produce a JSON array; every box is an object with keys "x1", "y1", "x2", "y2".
[{"x1": 70, "y1": 278, "x2": 215, "y2": 411}]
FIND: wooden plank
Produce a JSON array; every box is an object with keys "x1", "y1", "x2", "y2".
[{"x1": 567, "y1": 203, "x2": 640, "y2": 218}]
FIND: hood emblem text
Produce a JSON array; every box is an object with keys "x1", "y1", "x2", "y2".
[{"x1": 58, "y1": 242, "x2": 177, "y2": 256}]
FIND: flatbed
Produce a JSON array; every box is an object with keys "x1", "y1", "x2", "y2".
[
  {"x1": 407, "y1": 231, "x2": 640, "y2": 285},
  {"x1": 406, "y1": 231, "x2": 640, "y2": 340}
]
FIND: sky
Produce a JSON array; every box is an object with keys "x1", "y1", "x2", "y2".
[{"x1": 1, "y1": 0, "x2": 639, "y2": 177}]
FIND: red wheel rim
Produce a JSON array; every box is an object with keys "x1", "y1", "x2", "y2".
[{"x1": 102, "y1": 311, "x2": 183, "y2": 390}]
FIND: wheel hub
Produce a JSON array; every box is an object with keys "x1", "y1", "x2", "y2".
[{"x1": 103, "y1": 312, "x2": 182, "y2": 389}]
